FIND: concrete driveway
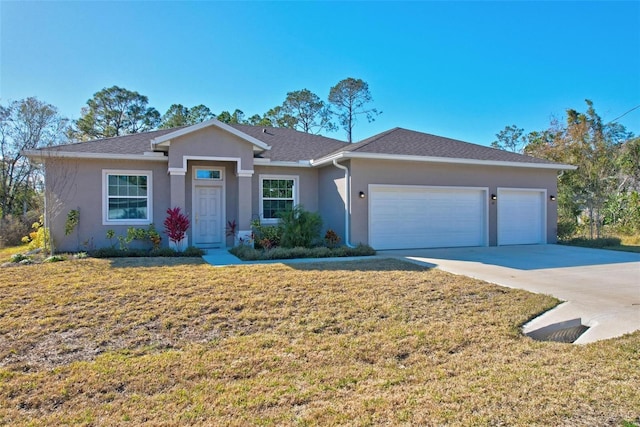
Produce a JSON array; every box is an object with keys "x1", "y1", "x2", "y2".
[{"x1": 380, "y1": 245, "x2": 640, "y2": 344}]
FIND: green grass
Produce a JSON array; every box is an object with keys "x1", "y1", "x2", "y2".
[
  {"x1": 0, "y1": 255, "x2": 638, "y2": 425},
  {"x1": 560, "y1": 236, "x2": 640, "y2": 253}
]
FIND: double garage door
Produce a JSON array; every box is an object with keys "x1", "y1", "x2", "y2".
[{"x1": 369, "y1": 185, "x2": 545, "y2": 250}]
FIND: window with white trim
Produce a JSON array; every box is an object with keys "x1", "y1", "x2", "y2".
[
  {"x1": 259, "y1": 175, "x2": 298, "y2": 222},
  {"x1": 103, "y1": 170, "x2": 152, "y2": 224}
]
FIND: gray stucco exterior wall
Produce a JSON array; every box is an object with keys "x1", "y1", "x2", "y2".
[
  {"x1": 45, "y1": 158, "x2": 171, "y2": 252},
  {"x1": 317, "y1": 163, "x2": 348, "y2": 243},
  {"x1": 347, "y1": 158, "x2": 559, "y2": 246},
  {"x1": 167, "y1": 126, "x2": 255, "y2": 172}
]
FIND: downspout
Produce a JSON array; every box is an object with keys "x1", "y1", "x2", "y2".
[{"x1": 332, "y1": 159, "x2": 356, "y2": 248}]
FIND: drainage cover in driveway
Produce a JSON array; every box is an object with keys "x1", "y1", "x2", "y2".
[{"x1": 526, "y1": 318, "x2": 590, "y2": 343}]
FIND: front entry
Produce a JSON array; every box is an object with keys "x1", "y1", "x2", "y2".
[{"x1": 193, "y1": 185, "x2": 223, "y2": 247}]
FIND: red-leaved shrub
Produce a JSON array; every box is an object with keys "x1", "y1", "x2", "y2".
[{"x1": 163, "y1": 207, "x2": 190, "y2": 249}]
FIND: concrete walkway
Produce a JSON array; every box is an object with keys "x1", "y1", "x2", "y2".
[
  {"x1": 380, "y1": 245, "x2": 640, "y2": 344},
  {"x1": 201, "y1": 248, "x2": 378, "y2": 267}
]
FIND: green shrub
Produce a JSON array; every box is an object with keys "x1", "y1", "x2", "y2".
[
  {"x1": 557, "y1": 219, "x2": 578, "y2": 241},
  {"x1": 559, "y1": 237, "x2": 622, "y2": 248},
  {"x1": 65, "y1": 209, "x2": 80, "y2": 236},
  {"x1": 278, "y1": 205, "x2": 322, "y2": 248},
  {"x1": 10, "y1": 253, "x2": 29, "y2": 263},
  {"x1": 229, "y1": 244, "x2": 376, "y2": 261},
  {"x1": 44, "y1": 255, "x2": 66, "y2": 263},
  {"x1": 183, "y1": 246, "x2": 205, "y2": 257},
  {"x1": 90, "y1": 245, "x2": 204, "y2": 258},
  {"x1": 251, "y1": 221, "x2": 282, "y2": 250}
]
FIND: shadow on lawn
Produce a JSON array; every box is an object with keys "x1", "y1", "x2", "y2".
[
  {"x1": 280, "y1": 258, "x2": 430, "y2": 272},
  {"x1": 108, "y1": 257, "x2": 206, "y2": 268}
]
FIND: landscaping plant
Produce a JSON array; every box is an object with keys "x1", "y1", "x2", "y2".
[
  {"x1": 278, "y1": 205, "x2": 322, "y2": 248},
  {"x1": 164, "y1": 207, "x2": 190, "y2": 251}
]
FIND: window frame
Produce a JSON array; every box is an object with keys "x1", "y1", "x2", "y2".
[
  {"x1": 258, "y1": 174, "x2": 299, "y2": 224},
  {"x1": 102, "y1": 169, "x2": 153, "y2": 225}
]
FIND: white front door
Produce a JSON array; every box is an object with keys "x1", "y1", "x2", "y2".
[{"x1": 194, "y1": 185, "x2": 223, "y2": 246}]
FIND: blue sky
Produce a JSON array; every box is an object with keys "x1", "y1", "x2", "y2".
[{"x1": 1, "y1": 1, "x2": 639, "y2": 145}]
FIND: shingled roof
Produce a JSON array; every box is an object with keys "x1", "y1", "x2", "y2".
[
  {"x1": 36, "y1": 127, "x2": 183, "y2": 156},
  {"x1": 229, "y1": 124, "x2": 348, "y2": 162},
  {"x1": 321, "y1": 127, "x2": 557, "y2": 165},
  {"x1": 27, "y1": 122, "x2": 569, "y2": 168}
]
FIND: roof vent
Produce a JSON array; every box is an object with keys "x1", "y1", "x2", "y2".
[{"x1": 262, "y1": 128, "x2": 267, "y2": 133}]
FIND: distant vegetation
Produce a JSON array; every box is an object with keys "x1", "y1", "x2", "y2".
[{"x1": 492, "y1": 100, "x2": 639, "y2": 242}]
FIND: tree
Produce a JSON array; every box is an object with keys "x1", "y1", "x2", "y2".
[
  {"x1": 617, "y1": 136, "x2": 640, "y2": 191},
  {"x1": 0, "y1": 97, "x2": 68, "y2": 219},
  {"x1": 261, "y1": 106, "x2": 297, "y2": 128},
  {"x1": 75, "y1": 85, "x2": 160, "y2": 139},
  {"x1": 159, "y1": 104, "x2": 214, "y2": 129},
  {"x1": 491, "y1": 125, "x2": 527, "y2": 153},
  {"x1": 159, "y1": 104, "x2": 189, "y2": 129},
  {"x1": 216, "y1": 109, "x2": 245, "y2": 124},
  {"x1": 188, "y1": 104, "x2": 214, "y2": 124},
  {"x1": 282, "y1": 89, "x2": 336, "y2": 134},
  {"x1": 328, "y1": 77, "x2": 381, "y2": 142},
  {"x1": 525, "y1": 100, "x2": 630, "y2": 239}
]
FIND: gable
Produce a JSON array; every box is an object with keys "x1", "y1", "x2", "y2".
[
  {"x1": 151, "y1": 119, "x2": 270, "y2": 152},
  {"x1": 165, "y1": 125, "x2": 259, "y2": 170}
]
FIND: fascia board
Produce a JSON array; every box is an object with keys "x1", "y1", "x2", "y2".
[
  {"x1": 254, "y1": 158, "x2": 312, "y2": 167},
  {"x1": 311, "y1": 151, "x2": 576, "y2": 170},
  {"x1": 22, "y1": 150, "x2": 169, "y2": 162}
]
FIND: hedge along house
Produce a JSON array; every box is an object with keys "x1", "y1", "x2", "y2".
[{"x1": 25, "y1": 119, "x2": 575, "y2": 252}]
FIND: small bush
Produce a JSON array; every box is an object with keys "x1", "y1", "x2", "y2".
[
  {"x1": 21, "y1": 216, "x2": 50, "y2": 251},
  {"x1": 90, "y1": 245, "x2": 204, "y2": 258},
  {"x1": 559, "y1": 237, "x2": 622, "y2": 248},
  {"x1": 183, "y1": 246, "x2": 205, "y2": 257},
  {"x1": 278, "y1": 205, "x2": 322, "y2": 248},
  {"x1": 251, "y1": 222, "x2": 282, "y2": 250},
  {"x1": 10, "y1": 253, "x2": 29, "y2": 263},
  {"x1": 229, "y1": 244, "x2": 375, "y2": 261},
  {"x1": 557, "y1": 219, "x2": 577, "y2": 241},
  {"x1": 44, "y1": 255, "x2": 66, "y2": 263},
  {"x1": 164, "y1": 207, "x2": 190, "y2": 251},
  {"x1": 324, "y1": 229, "x2": 341, "y2": 248}
]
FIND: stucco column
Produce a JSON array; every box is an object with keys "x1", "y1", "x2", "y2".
[
  {"x1": 169, "y1": 171, "x2": 186, "y2": 211},
  {"x1": 237, "y1": 174, "x2": 252, "y2": 230}
]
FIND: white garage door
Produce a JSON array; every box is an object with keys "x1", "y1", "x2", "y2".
[
  {"x1": 369, "y1": 186, "x2": 487, "y2": 250},
  {"x1": 498, "y1": 189, "x2": 546, "y2": 245}
]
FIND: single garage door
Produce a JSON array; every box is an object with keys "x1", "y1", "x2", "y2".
[
  {"x1": 497, "y1": 188, "x2": 546, "y2": 245},
  {"x1": 369, "y1": 185, "x2": 487, "y2": 250}
]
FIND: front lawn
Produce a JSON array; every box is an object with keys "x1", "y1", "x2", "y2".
[{"x1": 0, "y1": 257, "x2": 638, "y2": 425}]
